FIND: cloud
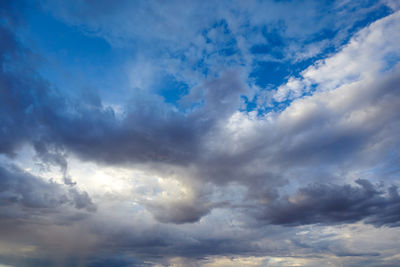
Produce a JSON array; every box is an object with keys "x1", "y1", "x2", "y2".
[
  {"x1": 143, "y1": 196, "x2": 214, "y2": 224},
  {"x1": 259, "y1": 179, "x2": 400, "y2": 227},
  {"x1": 273, "y1": 10, "x2": 400, "y2": 102},
  {"x1": 0, "y1": 163, "x2": 97, "y2": 215},
  {"x1": 39, "y1": 0, "x2": 393, "y2": 89},
  {"x1": 2, "y1": 7, "x2": 400, "y2": 228},
  {"x1": 1, "y1": 1, "x2": 400, "y2": 265}
]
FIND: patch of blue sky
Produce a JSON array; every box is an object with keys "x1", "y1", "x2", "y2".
[
  {"x1": 249, "y1": 61, "x2": 289, "y2": 88},
  {"x1": 17, "y1": 5, "x2": 130, "y2": 106},
  {"x1": 311, "y1": 3, "x2": 392, "y2": 61},
  {"x1": 249, "y1": 57, "x2": 313, "y2": 88},
  {"x1": 261, "y1": 26, "x2": 286, "y2": 48},
  {"x1": 203, "y1": 19, "x2": 232, "y2": 41},
  {"x1": 382, "y1": 52, "x2": 400, "y2": 72},
  {"x1": 25, "y1": 10, "x2": 111, "y2": 62},
  {"x1": 218, "y1": 46, "x2": 239, "y2": 57},
  {"x1": 248, "y1": 26, "x2": 317, "y2": 91},
  {"x1": 204, "y1": 21, "x2": 242, "y2": 62},
  {"x1": 155, "y1": 74, "x2": 189, "y2": 106},
  {"x1": 240, "y1": 95, "x2": 257, "y2": 113},
  {"x1": 339, "y1": 4, "x2": 392, "y2": 46},
  {"x1": 250, "y1": 44, "x2": 284, "y2": 60},
  {"x1": 304, "y1": 28, "x2": 337, "y2": 47},
  {"x1": 165, "y1": 20, "x2": 242, "y2": 85},
  {"x1": 242, "y1": 83, "x2": 318, "y2": 117},
  {"x1": 0, "y1": 18, "x2": 7, "y2": 26},
  {"x1": 192, "y1": 58, "x2": 210, "y2": 78}
]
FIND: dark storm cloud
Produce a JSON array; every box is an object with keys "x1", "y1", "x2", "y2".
[
  {"x1": 80, "y1": 218, "x2": 268, "y2": 264},
  {"x1": 35, "y1": 72, "x2": 244, "y2": 169},
  {"x1": 0, "y1": 11, "x2": 245, "y2": 227},
  {"x1": 260, "y1": 179, "x2": 400, "y2": 227},
  {"x1": 143, "y1": 199, "x2": 213, "y2": 224},
  {"x1": 0, "y1": 13, "x2": 245, "y2": 168},
  {"x1": 0, "y1": 6, "x2": 243, "y2": 226},
  {"x1": 0, "y1": 163, "x2": 97, "y2": 214},
  {"x1": 0, "y1": 16, "x2": 184, "y2": 164},
  {"x1": 86, "y1": 255, "x2": 146, "y2": 267}
]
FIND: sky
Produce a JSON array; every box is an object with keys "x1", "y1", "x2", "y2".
[{"x1": 1, "y1": 0, "x2": 400, "y2": 266}]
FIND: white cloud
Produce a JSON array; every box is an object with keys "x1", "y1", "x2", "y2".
[{"x1": 273, "y1": 11, "x2": 400, "y2": 102}]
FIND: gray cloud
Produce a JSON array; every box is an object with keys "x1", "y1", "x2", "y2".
[
  {"x1": 258, "y1": 179, "x2": 400, "y2": 227},
  {"x1": 0, "y1": 163, "x2": 97, "y2": 214},
  {"x1": 143, "y1": 199, "x2": 214, "y2": 224}
]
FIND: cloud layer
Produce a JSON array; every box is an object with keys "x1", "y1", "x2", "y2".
[{"x1": 0, "y1": 0, "x2": 400, "y2": 266}]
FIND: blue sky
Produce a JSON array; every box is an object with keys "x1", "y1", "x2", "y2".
[{"x1": 1, "y1": 0, "x2": 400, "y2": 266}]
